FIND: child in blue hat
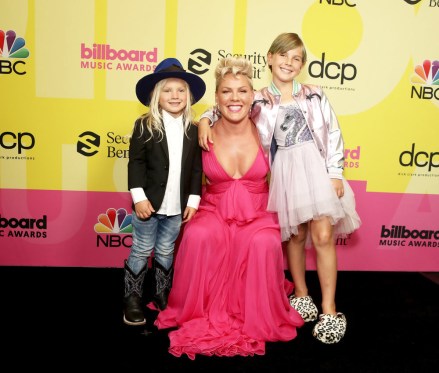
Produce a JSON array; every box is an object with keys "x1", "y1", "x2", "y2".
[{"x1": 123, "y1": 58, "x2": 206, "y2": 326}]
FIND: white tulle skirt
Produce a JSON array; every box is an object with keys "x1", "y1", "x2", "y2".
[{"x1": 267, "y1": 141, "x2": 361, "y2": 243}]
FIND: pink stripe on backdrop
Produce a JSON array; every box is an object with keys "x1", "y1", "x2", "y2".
[
  {"x1": 1, "y1": 184, "x2": 439, "y2": 270},
  {"x1": 303, "y1": 181, "x2": 439, "y2": 271},
  {"x1": 0, "y1": 189, "x2": 132, "y2": 267}
]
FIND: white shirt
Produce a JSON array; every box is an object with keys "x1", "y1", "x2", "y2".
[{"x1": 130, "y1": 110, "x2": 200, "y2": 215}]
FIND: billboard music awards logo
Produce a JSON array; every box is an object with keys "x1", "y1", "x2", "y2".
[
  {"x1": 410, "y1": 59, "x2": 439, "y2": 100},
  {"x1": 344, "y1": 146, "x2": 360, "y2": 169},
  {"x1": 94, "y1": 208, "x2": 132, "y2": 248},
  {"x1": 379, "y1": 224, "x2": 439, "y2": 248},
  {"x1": 80, "y1": 43, "x2": 158, "y2": 72},
  {"x1": 0, "y1": 214, "x2": 47, "y2": 238},
  {"x1": 0, "y1": 29, "x2": 30, "y2": 75}
]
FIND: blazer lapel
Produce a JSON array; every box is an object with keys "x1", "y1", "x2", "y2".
[
  {"x1": 159, "y1": 130, "x2": 169, "y2": 158},
  {"x1": 181, "y1": 129, "x2": 191, "y2": 165}
]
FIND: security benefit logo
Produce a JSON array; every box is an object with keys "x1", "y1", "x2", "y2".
[
  {"x1": 77, "y1": 131, "x2": 129, "y2": 158},
  {"x1": 77, "y1": 131, "x2": 100, "y2": 157}
]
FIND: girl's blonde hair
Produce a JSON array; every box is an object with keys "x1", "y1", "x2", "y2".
[
  {"x1": 134, "y1": 78, "x2": 195, "y2": 142},
  {"x1": 214, "y1": 57, "x2": 253, "y2": 91},
  {"x1": 267, "y1": 33, "x2": 307, "y2": 71}
]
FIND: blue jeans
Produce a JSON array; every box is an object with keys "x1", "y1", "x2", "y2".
[{"x1": 127, "y1": 213, "x2": 182, "y2": 274}]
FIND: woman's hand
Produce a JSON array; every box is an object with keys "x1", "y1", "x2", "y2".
[{"x1": 198, "y1": 118, "x2": 213, "y2": 151}]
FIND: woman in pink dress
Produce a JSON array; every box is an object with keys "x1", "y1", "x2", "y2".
[{"x1": 154, "y1": 56, "x2": 304, "y2": 360}]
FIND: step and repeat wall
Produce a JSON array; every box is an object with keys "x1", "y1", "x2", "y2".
[{"x1": 1, "y1": 0, "x2": 438, "y2": 270}]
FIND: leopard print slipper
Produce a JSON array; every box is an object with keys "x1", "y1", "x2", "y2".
[
  {"x1": 312, "y1": 312, "x2": 347, "y2": 344},
  {"x1": 289, "y1": 295, "x2": 318, "y2": 322}
]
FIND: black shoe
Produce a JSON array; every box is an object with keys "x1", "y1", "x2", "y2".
[
  {"x1": 123, "y1": 293, "x2": 146, "y2": 326},
  {"x1": 123, "y1": 260, "x2": 147, "y2": 325},
  {"x1": 153, "y1": 260, "x2": 173, "y2": 311}
]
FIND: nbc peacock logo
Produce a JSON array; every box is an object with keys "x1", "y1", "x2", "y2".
[
  {"x1": 95, "y1": 208, "x2": 133, "y2": 248},
  {"x1": 411, "y1": 60, "x2": 439, "y2": 85},
  {"x1": 0, "y1": 29, "x2": 30, "y2": 58},
  {"x1": 410, "y1": 59, "x2": 439, "y2": 100},
  {"x1": 94, "y1": 207, "x2": 132, "y2": 234},
  {"x1": 0, "y1": 29, "x2": 30, "y2": 75}
]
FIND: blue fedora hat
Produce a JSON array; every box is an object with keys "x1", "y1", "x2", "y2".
[{"x1": 136, "y1": 58, "x2": 206, "y2": 106}]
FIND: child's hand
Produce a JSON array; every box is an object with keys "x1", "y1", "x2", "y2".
[
  {"x1": 198, "y1": 118, "x2": 213, "y2": 151},
  {"x1": 134, "y1": 200, "x2": 155, "y2": 219},
  {"x1": 331, "y1": 179, "x2": 344, "y2": 198}
]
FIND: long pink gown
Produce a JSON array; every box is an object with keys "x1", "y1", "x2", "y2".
[{"x1": 154, "y1": 145, "x2": 304, "y2": 359}]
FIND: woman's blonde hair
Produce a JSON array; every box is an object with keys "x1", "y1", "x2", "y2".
[
  {"x1": 214, "y1": 57, "x2": 253, "y2": 91},
  {"x1": 134, "y1": 78, "x2": 195, "y2": 142}
]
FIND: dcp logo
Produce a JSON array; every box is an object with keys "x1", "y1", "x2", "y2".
[
  {"x1": 308, "y1": 53, "x2": 357, "y2": 85},
  {"x1": 0, "y1": 132, "x2": 35, "y2": 153}
]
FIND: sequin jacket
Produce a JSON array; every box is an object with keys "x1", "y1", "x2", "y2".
[{"x1": 252, "y1": 82, "x2": 344, "y2": 179}]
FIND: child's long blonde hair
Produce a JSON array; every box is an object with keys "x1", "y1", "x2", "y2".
[{"x1": 134, "y1": 78, "x2": 196, "y2": 142}]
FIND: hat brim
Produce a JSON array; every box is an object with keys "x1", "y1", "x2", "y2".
[{"x1": 136, "y1": 71, "x2": 206, "y2": 106}]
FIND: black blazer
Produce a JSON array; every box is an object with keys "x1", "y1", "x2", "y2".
[{"x1": 128, "y1": 117, "x2": 202, "y2": 213}]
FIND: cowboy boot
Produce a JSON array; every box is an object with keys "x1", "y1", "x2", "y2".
[
  {"x1": 123, "y1": 260, "x2": 147, "y2": 326},
  {"x1": 153, "y1": 259, "x2": 173, "y2": 311}
]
